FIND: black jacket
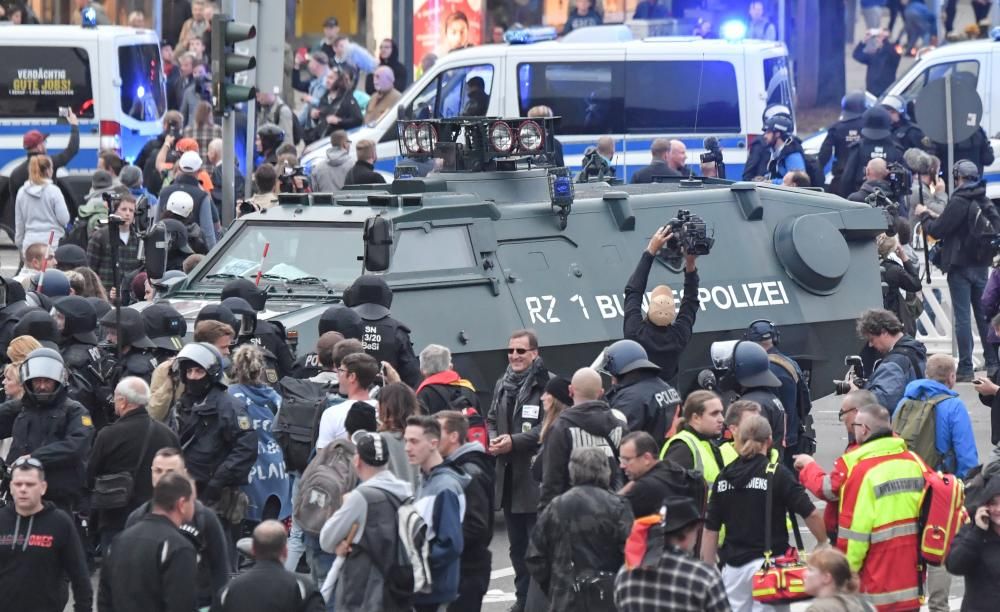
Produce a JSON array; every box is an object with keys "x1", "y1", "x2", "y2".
[
  {"x1": 740, "y1": 388, "x2": 787, "y2": 450},
  {"x1": 98, "y1": 513, "x2": 198, "y2": 612},
  {"x1": 847, "y1": 178, "x2": 893, "y2": 203},
  {"x1": 176, "y1": 384, "x2": 258, "y2": 500},
  {"x1": 539, "y1": 400, "x2": 626, "y2": 510},
  {"x1": 605, "y1": 370, "x2": 680, "y2": 442},
  {"x1": 852, "y1": 40, "x2": 901, "y2": 97},
  {"x1": 818, "y1": 116, "x2": 864, "y2": 184},
  {"x1": 881, "y1": 257, "x2": 922, "y2": 336},
  {"x1": 307, "y1": 90, "x2": 362, "y2": 142},
  {"x1": 922, "y1": 181, "x2": 1000, "y2": 271},
  {"x1": 841, "y1": 137, "x2": 905, "y2": 195},
  {"x1": 945, "y1": 522, "x2": 1000, "y2": 611},
  {"x1": 246, "y1": 319, "x2": 296, "y2": 380},
  {"x1": 0, "y1": 502, "x2": 92, "y2": 612},
  {"x1": 892, "y1": 119, "x2": 926, "y2": 152},
  {"x1": 86, "y1": 408, "x2": 180, "y2": 532},
  {"x1": 742, "y1": 138, "x2": 771, "y2": 181},
  {"x1": 0, "y1": 390, "x2": 94, "y2": 502},
  {"x1": 157, "y1": 173, "x2": 209, "y2": 228},
  {"x1": 8, "y1": 125, "x2": 80, "y2": 212},
  {"x1": 624, "y1": 460, "x2": 706, "y2": 518},
  {"x1": 934, "y1": 127, "x2": 995, "y2": 177},
  {"x1": 127, "y1": 499, "x2": 230, "y2": 607},
  {"x1": 344, "y1": 160, "x2": 387, "y2": 186},
  {"x1": 354, "y1": 311, "x2": 422, "y2": 388},
  {"x1": 623, "y1": 252, "x2": 700, "y2": 384},
  {"x1": 444, "y1": 442, "x2": 495, "y2": 574},
  {"x1": 631, "y1": 159, "x2": 681, "y2": 184},
  {"x1": 212, "y1": 559, "x2": 324, "y2": 612}
]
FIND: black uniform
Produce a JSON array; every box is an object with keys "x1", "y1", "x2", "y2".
[
  {"x1": 213, "y1": 559, "x2": 324, "y2": 612},
  {"x1": 933, "y1": 127, "x2": 996, "y2": 178},
  {"x1": 840, "y1": 137, "x2": 905, "y2": 196},
  {"x1": 292, "y1": 304, "x2": 365, "y2": 379},
  {"x1": 244, "y1": 321, "x2": 294, "y2": 382},
  {"x1": 117, "y1": 348, "x2": 160, "y2": 384},
  {"x1": 605, "y1": 370, "x2": 681, "y2": 442},
  {"x1": 892, "y1": 118, "x2": 926, "y2": 152},
  {"x1": 356, "y1": 313, "x2": 421, "y2": 387},
  {"x1": 742, "y1": 138, "x2": 771, "y2": 180},
  {"x1": 739, "y1": 387, "x2": 786, "y2": 453},
  {"x1": 818, "y1": 115, "x2": 864, "y2": 195}
]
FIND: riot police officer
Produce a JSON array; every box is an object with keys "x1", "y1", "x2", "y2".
[
  {"x1": 222, "y1": 296, "x2": 284, "y2": 385},
  {"x1": 221, "y1": 279, "x2": 294, "y2": 378},
  {"x1": 818, "y1": 91, "x2": 868, "y2": 195},
  {"x1": 172, "y1": 342, "x2": 257, "y2": 508},
  {"x1": 99, "y1": 307, "x2": 160, "y2": 384},
  {"x1": 345, "y1": 274, "x2": 421, "y2": 388},
  {"x1": 841, "y1": 106, "x2": 905, "y2": 196},
  {"x1": 731, "y1": 340, "x2": 785, "y2": 453},
  {"x1": 0, "y1": 348, "x2": 95, "y2": 512},
  {"x1": 12, "y1": 309, "x2": 61, "y2": 350},
  {"x1": 881, "y1": 95, "x2": 925, "y2": 152},
  {"x1": 50, "y1": 296, "x2": 108, "y2": 427},
  {"x1": 196, "y1": 303, "x2": 239, "y2": 334},
  {"x1": 602, "y1": 339, "x2": 681, "y2": 442},
  {"x1": 744, "y1": 320, "x2": 814, "y2": 468},
  {"x1": 141, "y1": 303, "x2": 188, "y2": 362},
  {"x1": 290, "y1": 304, "x2": 364, "y2": 379}
]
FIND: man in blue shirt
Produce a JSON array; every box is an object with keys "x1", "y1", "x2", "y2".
[{"x1": 762, "y1": 114, "x2": 806, "y2": 184}]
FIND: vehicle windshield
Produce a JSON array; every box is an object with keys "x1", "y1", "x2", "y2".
[
  {"x1": 193, "y1": 223, "x2": 364, "y2": 291},
  {"x1": 119, "y1": 43, "x2": 167, "y2": 121}
]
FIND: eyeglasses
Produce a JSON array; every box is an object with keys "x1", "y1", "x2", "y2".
[
  {"x1": 12, "y1": 457, "x2": 43, "y2": 469},
  {"x1": 838, "y1": 407, "x2": 857, "y2": 422},
  {"x1": 507, "y1": 348, "x2": 532, "y2": 355}
]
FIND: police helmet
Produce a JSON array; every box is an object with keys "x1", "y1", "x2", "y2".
[
  {"x1": 732, "y1": 340, "x2": 781, "y2": 388},
  {"x1": 346, "y1": 275, "x2": 393, "y2": 320},
  {"x1": 162, "y1": 219, "x2": 194, "y2": 255},
  {"x1": 87, "y1": 296, "x2": 112, "y2": 320},
  {"x1": 762, "y1": 104, "x2": 793, "y2": 131},
  {"x1": 319, "y1": 304, "x2": 364, "y2": 340},
  {"x1": 860, "y1": 106, "x2": 892, "y2": 140},
  {"x1": 13, "y1": 309, "x2": 59, "y2": 348},
  {"x1": 221, "y1": 297, "x2": 257, "y2": 337},
  {"x1": 953, "y1": 159, "x2": 980, "y2": 182},
  {"x1": 257, "y1": 123, "x2": 285, "y2": 152},
  {"x1": 99, "y1": 307, "x2": 157, "y2": 349},
  {"x1": 51, "y1": 296, "x2": 99, "y2": 344},
  {"x1": 602, "y1": 339, "x2": 660, "y2": 377},
  {"x1": 880, "y1": 94, "x2": 906, "y2": 116},
  {"x1": 38, "y1": 269, "x2": 70, "y2": 298},
  {"x1": 0, "y1": 276, "x2": 26, "y2": 307},
  {"x1": 20, "y1": 347, "x2": 67, "y2": 405},
  {"x1": 763, "y1": 114, "x2": 794, "y2": 137},
  {"x1": 744, "y1": 319, "x2": 780, "y2": 345},
  {"x1": 222, "y1": 278, "x2": 268, "y2": 312},
  {"x1": 150, "y1": 270, "x2": 187, "y2": 298},
  {"x1": 840, "y1": 91, "x2": 869, "y2": 120},
  {"x1": 173, "y1": 342, "x2": 225, "y2": 382},
  {"x1": 196, "y1": 303, "x2": 239, "y2": 336},
  {"x1": 142, "y1": 303, "x2": 187, "y2": 353}
]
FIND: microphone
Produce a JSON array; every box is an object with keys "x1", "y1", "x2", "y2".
[
  {"x1": 903, "y1": 148, "x2": 935, "y2": 175},
  {"x1": 703, "y1": 136, "x2": 720, "y2": 150}
]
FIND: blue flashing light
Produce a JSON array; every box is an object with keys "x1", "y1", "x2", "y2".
[
  {"x1": 504, "y1": 26, "x2": 559, "y2": 45},
  {"x1": 991, "y1": 26, "x2": 1000, "y2": 42},
  {"x1": 81, "y1": 6, "x2": 98, "y2": 28},
  {"x1": 136, "y1": 85, "x2": 146, "y2": 99},
  {"x1": 721, "y1": 19, "x2": 747, "y2": 41}
]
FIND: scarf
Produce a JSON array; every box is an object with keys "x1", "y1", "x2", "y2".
[{"x1": 491, "y1": 357, "x2": 547, "y2": 422}]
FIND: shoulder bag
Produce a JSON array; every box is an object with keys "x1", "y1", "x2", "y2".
[
  {"x1": 92, "y1": 420, "x2": 155, "y2": 510},
  {"x1": 751, "y1": 459, "x2": 811, "y2": 604}
]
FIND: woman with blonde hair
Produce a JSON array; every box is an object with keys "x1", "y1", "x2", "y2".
[
  {"x1": 15, "y1": 155, "x2": 70, "y2": 254},
  {"x1": 804, "y1": 546, "x2": 871, "y2": 611},
  {"x1": 702, "y1": 414, "x2": 829, "y2": 611},
  {"x1": 7, "y1": 335, "x2": 42, "y2": 365}
]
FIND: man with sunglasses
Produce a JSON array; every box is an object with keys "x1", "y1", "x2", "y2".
[{"x1": 0, "y1": 457, "x2": 92, "y2": 612}]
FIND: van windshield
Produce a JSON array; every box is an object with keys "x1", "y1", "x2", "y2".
[
  {"x1": 119, "y1": 44, "x2": 166, "y2": 121},
  {"x1": 0, "y1": 46, "x2": 96, "y2": 118}
]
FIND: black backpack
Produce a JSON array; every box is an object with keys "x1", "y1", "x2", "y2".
[
  {"x1": 273, "y1": 376, "x2": 334, "y2": 472},
  {"x1": 966, "y1": 197, "x2": 1000, "y2": 265},
  {"x1": 277, "y1": 102, "x2": 305, "y2": 146},
  {"x1": 422, "y1": 383, "x2": 479, "y2": 414},
  {"x1": 60, "y1": 218, "x2": 93, "y2": 250}
]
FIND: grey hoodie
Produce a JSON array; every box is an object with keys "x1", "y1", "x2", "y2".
[
  {"x1": 319, "y1": 469, "x2": 413, "y2": 554},
  {"x1": 311, "y1": 147, "x2": 353, "y2": 192},
  {"x1": 15, "y1": 181, "x2": 70, "y2": 253}
]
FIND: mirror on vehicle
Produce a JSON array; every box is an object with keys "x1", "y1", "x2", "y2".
[{"x1": 363, "y1": 215, "x2": 394, "y2": 272}]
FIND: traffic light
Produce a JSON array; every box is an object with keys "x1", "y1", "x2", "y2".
[{"x1": 211, "y1": 14, "x2": 257, "y2": 115}]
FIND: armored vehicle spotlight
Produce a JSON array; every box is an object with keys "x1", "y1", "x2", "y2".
[
  {"x1": 489, "y1": 121, "x2": 515, "y2": 153},
  {"x1": 518, "y1": 120, "x2": 545, "y2": 153},
  {"x1": 396, "y1": 117, "x2": 556, "y2": 172}
]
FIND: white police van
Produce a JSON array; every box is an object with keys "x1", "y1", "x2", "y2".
[
  {"x1": 0, "y1": 25, "x2": 166, "y2": 205},
  {"x1": 302, "y1": 24, "x2": 793, "y2": 182}
]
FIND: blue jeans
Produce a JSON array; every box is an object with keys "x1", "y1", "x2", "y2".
[
  {"x1": 948, "y1": 265, "x2": 997, "y2": 374},
  {"x1": 305, "y1": 532, "x2": 336, "y2": 588},
  {"x1": 903, "y1": 3, "x2": 935, "y2": 51}
]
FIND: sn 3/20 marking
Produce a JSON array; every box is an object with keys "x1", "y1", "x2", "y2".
[{"x1": 524, "y1": 280, "x2": 791, "y2": 324}]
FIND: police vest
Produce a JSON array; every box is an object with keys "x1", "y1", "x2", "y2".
[
  {"x1": 359, "y1": 317, "x2": 400, "y2": 369},
  {"x1": 661, "y1": 429, "x2": 730, "y2": 484}
]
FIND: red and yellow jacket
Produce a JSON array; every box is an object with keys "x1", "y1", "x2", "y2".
[
  {"x1": 799, "y1": 442, "x2": 859, "y2": 536},
  {"x1": 836, "y1": 434, "x2": 924, "y2": 612}
]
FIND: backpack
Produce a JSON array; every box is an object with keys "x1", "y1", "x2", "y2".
[
  {"x1": 893, "y1": 393, "x2": 948, "y2": 469},
  {"x1": 911, "y1": 452, "x2": 969, "y2": 566},
  {"x1": 276, "y1": 101, "x2": 305, "y2": 146},
  {"x1": 768, "y1": 353, "x2": 817, "y2": 454},
  {"x1": 463, "y1": 407, "x2": 489, "y2": 451},
  {"x1": 966, "y1": 197, "x2": 1000, "y2": 265},
  {"x1": 802, "y1": 152, "x2": 826, "y2": 191},
  {"x1": 273, "y1": 377, "x2": 334, "y2": 473},
  {"x1": 293, "y1": 439, "x2": 358, "y2": 535},
  {"x1": 425, "y1": 384, "x2": 488, "y2": 450},
  {"x1": 359, "y1": 487, "x2": 433, "y2": 607}
]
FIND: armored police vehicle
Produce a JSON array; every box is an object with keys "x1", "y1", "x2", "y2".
[{"x1": 169, "y1": 117, "x2": 888, "y2": 396}]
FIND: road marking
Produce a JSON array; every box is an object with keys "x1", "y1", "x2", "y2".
[{"x1": 490, "y1": 567, "x2": 515, "y2": 580}]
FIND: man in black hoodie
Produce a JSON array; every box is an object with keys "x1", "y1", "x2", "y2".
[
  {"x1": 623, "y1": 226, "x2": 701, "y2": 384},
  {"x1": 618, "y1": 431, "x2": 705, "y2": 518},
  {"x1": 917, "y1": 160, "x2": 1000, "y2": 381},
  {"x1": 437, "y1": 410, "x2": 495, "y2": 612},
  {"x1": 538, "y1": 367, "x2": 626, "y2": 510},
  {"x1": 0, "y1": 458, "x2": 92, "y2": 612}
]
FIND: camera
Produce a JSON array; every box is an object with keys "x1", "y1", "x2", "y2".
[
  {"x1": 885, "y1": 161, "x2": 912, "y2": 201},
  {"x1": 576, "y1": 146, "x2": 614, "y2": 183},
  {"x1": 865, "y1": 187, "x2": 901, "y2": 237},
  {"x1": 833, "y1": 355, "x2": 867, "y2": 395},
  {"x1": 700, "y1": 136, "x2": 726, "y2": 179},
  {"x1": 279, "y1": 164, "x2": 311, "y2": 194},
  {"x1": 662, "y1": 209, "x2": 715, "y2": 259}
]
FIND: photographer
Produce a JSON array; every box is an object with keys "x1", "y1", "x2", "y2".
[
  {"x1": 178, "y1": 60, "x2": 211, "y2": 128},
  {"x1": 905, "y1": 148, "x2": 946, "y2": 219},
  {"x1": 136, "y1": 111, "x2": 184, "y2": 196},
  {"x1": 276, "y1": 153, "x2": 311, "y2": 194},
  {"x1": 847, "y1": 158, "x2": 892, "y2": 203},
  {"x1": 917, "y1": 160, "x2": 1000, "y2": 380},
  {"x1": 623, "y1": 226, "x2": 701, "y2": 384},
  {"x1": 854, "y1": 308, "x2": 926, "y2": 411},
  {"x1": 878, "y1": 233, "x2": 922, "y2": 337}
]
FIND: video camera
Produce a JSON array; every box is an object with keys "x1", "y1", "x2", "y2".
[
  {"x1": 833, "y1": 355, "x2": 867, "y2": 395},
  {"x1": 576, "y1": 146, "x2": 614, "y2": 183},
  {"x1": 699, "y1": 136, "x2": 726, "y2": 179},
  {"x1": 279, "y1": 164, "x2": 311, "y2": 194},
  {"x1": 662, "y1": 209, "x2": 715, "y2": 258},
  {"x1": 885, "y1": 161, "x2": 912, "y2": 201},
  {"x1": 864, "y1": 187, "x2": 901, "y2": 237}
]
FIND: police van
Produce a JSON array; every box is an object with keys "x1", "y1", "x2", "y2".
[
  {"x1": 302, "y1": 24, "x2": 793, "y2": 182},
  {"x1": 0, "y1": 25, "x2": 166, "y2": 207}
]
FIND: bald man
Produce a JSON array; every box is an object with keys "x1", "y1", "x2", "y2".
[
  {"x1": 847, "y1": 157, "x2": 891, "y2": 203},
  {"x1": 364, "y1": 65, "x2": 402, "y2": 126},
  {"x1": 667, "y1": 139, "x2": 691, "y2": 176},
  {"x1": 538, "y1": 367, "x2": 627, "y2": 510}
]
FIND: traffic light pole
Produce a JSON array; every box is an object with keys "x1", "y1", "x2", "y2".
[{"x1": 222, "y1": 111, "x2": 237, "y2": 227}]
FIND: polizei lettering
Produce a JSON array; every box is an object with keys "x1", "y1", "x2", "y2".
[{"x1": 523, "y1": 280, "x2": 791, "y2": 324}]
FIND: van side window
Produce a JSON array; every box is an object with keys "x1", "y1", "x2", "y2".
[
  {"x1": 900, "y1": 60, "x2": 979, "y2": 102},
  {"x1": 763, "y1": 56, "x2": 794, "y2": 109},
  {"x1": 410, "y1": 65, "x2": 495, "y2": 120},
  {"x1": 624, "y1": 61, "x2": 740, "y2": 134},
  {"x1": 390, "y1": 225, "x2": 476, "y2": 273},
  {"x1": 119, "y1": 44, "x2": 167, "y2": 121},
  {"x1": 0, "y1": 46, "x2": 95, "y2": 118},
  {"x1": 516, "y1": 62, "x2": 624, "y2": 135}
]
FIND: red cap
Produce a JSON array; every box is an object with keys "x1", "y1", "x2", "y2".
[{"x1": 23, "y1": 130, "x2": 48, "y2": 150}]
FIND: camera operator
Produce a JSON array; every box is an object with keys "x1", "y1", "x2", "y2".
[
  {"x1": 276, "y1": 154, "x2": 312, "y2": 194},
  {"x1": 877, "y1": 234, "x2": 922, "y2": 337},
  {"x1": 87, "y1": 193, "x2": 142, "y2": 295},
  {"x1": 853, "y1": 309, "x2": 926, "y2": 411},
  {"x1": 847, "y1": 158, "x2": 893, "y2": 203},
  {"x1": 904, "y1": 148, "x2": 946, "y2": 219},
  {"x1": 178, "y1": 60, "x2": 211, "y2": 128},
  {"x1": 576, "y1": 136, "x2": 616, "y2": 183},
  {"x1": 916, "y1": 160, "x2": 1000, "y2": 380},
  {"x1": 623, "y1": 226, "x2": 702, "y2": 384}
]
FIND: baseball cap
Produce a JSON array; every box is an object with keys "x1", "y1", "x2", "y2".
[
  {"x1": 323, "y1": 16, "x2": 339, "y2": 28},
  {"x1": 23, "y1": 130, "x2": 48, "y2": 150},
  {"x1": 178, "y1": 151, "x2": 203, "y2": 173},
  {"x1": 119, "y1": 164, "x2": 143, "y2": 188},
  {"x1": 351, "y1": 430, "x2": 389, "y2": 466},
  {"x1": 166, "y1": 191, "x2": 195, "y2": 217}
]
